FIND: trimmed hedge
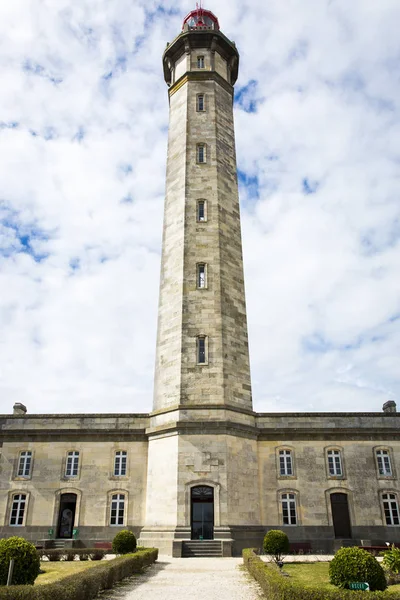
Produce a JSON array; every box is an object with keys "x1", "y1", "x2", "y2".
[
  {"x1": 0, "y1": 548, "x2": 158, "y2": 600},
  {"x1": 242, "y1": 548, "x2": 397, "y2": 600}
]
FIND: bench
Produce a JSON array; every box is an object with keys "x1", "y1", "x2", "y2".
[
  {"x1": 289, "y1": 542, "x2": 312, "y2": 554},
  {"x1": 94, "y1": 542, "x2": 112, "y2": 550}
]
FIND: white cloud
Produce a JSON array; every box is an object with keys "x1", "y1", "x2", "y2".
[{"x1": 0, "y1": 0, "x2": 399, "y2": 414}]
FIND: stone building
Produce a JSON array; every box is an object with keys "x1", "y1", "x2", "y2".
[{"x1": 0, "y1": 8, "x2": 399, "y2": 557}]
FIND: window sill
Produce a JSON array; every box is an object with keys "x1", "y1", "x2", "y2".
[
  {"x1": 109, "y1": 476, "x2": 129, "y2": 480},
  {"x1": 278, "y1": 475, "x2": 297, "y2": 480},
  {"x1": 13, "y1": 476, "x2": 31, "y2": 481},
  {"x1": 327, "y1": 475, "x2": 346, "y2": 481}
]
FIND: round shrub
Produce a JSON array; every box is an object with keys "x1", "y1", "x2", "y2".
[
  {"x1": 263, "y1": 530, "x2": 289, "y2": 562},
  {"x1": 329, "y1": 546, "x2": 387, "y2": 591},
  {"x1": 112, "y1": 530, "x2": 137, "y2": 555},
  {"x1": 0, "y1": 536, "x2": 40, "y2": 585}
]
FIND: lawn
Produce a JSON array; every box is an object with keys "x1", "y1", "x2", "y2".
[
  {"x1": 283, "y1": 562, "x2": 400, "y2": 596},
  {"x1": 36, "y1": 560, "x2": 101, "y2": 585}
]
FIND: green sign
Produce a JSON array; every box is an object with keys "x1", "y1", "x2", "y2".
[
  {"x1": 48, "y1": 528, "x2": 54, "y2": 537},
  {"x1": 72, "y1": 528, "x2": 79, "y2": 539},
  {"x1": 349, "y1": 582, "x2": 370, "y2": 591}
]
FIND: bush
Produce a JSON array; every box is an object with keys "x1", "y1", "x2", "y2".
[
  {"x1": 383, "y1": 544, "x2": 400, "y2": 575},
  {"x1": 329, "y1": 546, "x2": 387, "y2": 591},
  {"x1": 0, "y1": 536, "x2": 40, "y2": 586},
  {"x1": 0, "y1": 548, "x2": 158, "y2": 600},
  {"x1": 243, "y1": 548, "x2": 392, "y2": 600},
  {"x1": 112, "y1": 530, "x2": 137, "y2": 555},
  {"x1": 263, "y1": 529, "x2": 289, "y2": 563}
]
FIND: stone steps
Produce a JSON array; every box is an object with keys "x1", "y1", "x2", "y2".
[{"x1": 182, "y1": 541, "x2": 222, "y2": 558}]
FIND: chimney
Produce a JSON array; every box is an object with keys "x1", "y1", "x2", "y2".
[
  {"x1": 383, "y1": 400, "x2": 397, "y2": 414},
  {"x1": 13, "y1": 403, "x2": 27, "y2": 415}
]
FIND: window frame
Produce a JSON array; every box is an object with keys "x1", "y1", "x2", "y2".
[
  {"x1": 197, "y1": 55, "x2": 205, "y2": 69},
  {"x1": 110, "y1": 492, "x2": 126, "y2": 526},
  {"x1": 114, "y1": 450, "x2": 127, "y2": 477},
  {"x1": 197, "y1": 199, "x2": 207, "y2": 222},
  {"x1": 374, "y1": 447, "x2": 395, "y2": 479},
  {"x1": 279, "y1": 491, "x2": 298, "y2": 526},
  {"x1": 276, "y1": 447, "x2": 296, "y2": 479},
  {"x1": 197, "y1": 335, "x2": 208, "y2": 365},
  {"x1": 381, "y1": 492, "x2": 400, "y2": 526},
  {"x1": 197, "y1": 143, "x2": 206, "y2": 164},
  {"x1": 65, "y1": 451, "x2": 80, "y2": 478},
  {"x1": 197, "y1": 263, "x2": 207, "y2": 289},
  {"x1": 9, "y1": 492, "x2": 28, "y2": 527},
  {"x1": 17, "y1": 450, "x2": 32, "y2": 479},
  {"x1": 325, "y1": 447, "x2": 345, "y2": 479},
  {"x1": 196, "y1": 94, "x2": 205, "y2": 112}
]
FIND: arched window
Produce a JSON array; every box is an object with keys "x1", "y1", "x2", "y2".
[
  {"x1": 110, "y1": 493, "x2": 125, "y2": 526},
  {"x1": 375, "y1": 449, "x2": 393, "y2": 477},
  {"x1": 18, "y1": 451, "x2": 32, "y2": 477},
  {"x1": 279, "y1": 450, "x2": 293, "y2": 476},
  {"x1": 114, "y1": 451, "x2": 127, "y2": 476},
  {"x1": 10, "y1": 493, "x2": 27, "y2": 526},
  {"x1": 276, "y1": 447, "x2": 295, "y2": 478},
  {"x1": 382, "y1": 493, "x2": 400, "y2": 526},
  {"x1": 326, "y1": 448, "x2": 344, "y2": 477},
  {"x1": 280, "y1": 492, "x2": 297, "y2": 525}
]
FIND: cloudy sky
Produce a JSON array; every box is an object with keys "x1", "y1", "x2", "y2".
[{"x1": 0, "y1": 0, "x2": 399, "y2": 415}]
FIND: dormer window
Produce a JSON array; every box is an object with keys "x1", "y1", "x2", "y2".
[{"x1": 197, "y1": 56, "x2": 205, "y2": 69}]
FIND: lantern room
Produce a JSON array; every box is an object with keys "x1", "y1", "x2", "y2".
[{"x1": 182, "y1": 8, "x2": 220, "y2": 31}]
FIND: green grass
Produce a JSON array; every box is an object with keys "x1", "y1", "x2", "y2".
[
  {"x1": 36, "y1": 561, "x2": 100, "y2": 585},
  {"x1": 283, "y1": 562, "x2": 400, "y2": 595}
]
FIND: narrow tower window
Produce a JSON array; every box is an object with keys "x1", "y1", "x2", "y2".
[
  {"x1": 197, "y1": 144, "x2": 206, "y2": 163},
  {"x1": 197, "y1": 55, "x2": 205, "y2": 69},
  {"x1": 18, "y1": 451, "x2": 32, "y2": 477},
  {"x1": 197, "y1": 200, "x2": 207, "y2": 222},
  {"x1": 197, "y1": 336, "x2": 207, "y2": 364},
  {"x1": 197, "y1": 263, "x2": 207, "y2": 288},
  {"x1": 197, "y1": 94, "x2": 205, "y2": 112}
]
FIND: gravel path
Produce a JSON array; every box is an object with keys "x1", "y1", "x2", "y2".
[{"x1": 100, "y1": 556, "x2": 262, "y2": 600}]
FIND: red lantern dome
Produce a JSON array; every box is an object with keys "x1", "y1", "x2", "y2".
[{"x1": 182, "y1": 7, "x2": 220, "y2": 31}]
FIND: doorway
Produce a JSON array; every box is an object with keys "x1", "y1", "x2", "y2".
[
  {"x1": 331, "y1": 493, "x2": 352, "y2": 538},
  {"x1": 191, "y1": 486, "x2": 214, "y2": 540},
  {"x1": 57, "y1": 493, "x2": 77, "y2": 538}
]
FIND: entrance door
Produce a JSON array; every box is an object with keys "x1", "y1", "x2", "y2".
[
  {"x1": 331, "y1": 493, "x2": 352, "y2": 538},
  {"x1": 57, "y1": 493, "x2": 77, "y2": 538},
  {"x1": 191, "y1": 486, "x2": 214, "y2": 540}
]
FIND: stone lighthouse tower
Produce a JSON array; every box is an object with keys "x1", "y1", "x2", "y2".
[{"x1": 139, "y1": 7, "x2": 261, "y2": 556}]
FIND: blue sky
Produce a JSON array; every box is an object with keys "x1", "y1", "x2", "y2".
[{"x1": 0, "y1": 0, "x2": 399, "y2": 414}]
